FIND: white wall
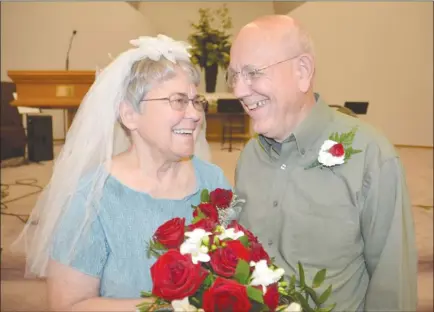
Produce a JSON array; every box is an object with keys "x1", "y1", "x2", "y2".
[
  {"x1": 1, "y1": 2, "x2": 157, "y2": 140},
  {"x1": 290, "y1": 2, "x2": 433, "y2": 147},
  {"x1": 138, "y1": 2, "x2": 275, "y2": 94}
]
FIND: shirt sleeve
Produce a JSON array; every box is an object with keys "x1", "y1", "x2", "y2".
[
  {"x1": 50, "y1": 191, "x2": 109, "y2": 278},
  {"x1": 360, "y1": 157, "x2": 418, "y2": 311}
]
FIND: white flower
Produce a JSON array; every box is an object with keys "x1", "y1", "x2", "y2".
[
  {"x1": 249, "y1": 260, "x2": 285, "y2": 294},
  {"x1": 180, "y1": 229, "x2": 212, "y2": 264},
  {"x1": 171, "y1": 297, "x2": 204, "y2": 312},
  {"x1": 217, "y1": 227, "x2": 244, "y2": 241},
  {"x1": 129, "y1": 34, "x2": 191, "y2": 64},
  {"x1": 284, "y1": 302, "x2": 302, "y2": 312},
  {"x1": 184, "y1": 228, "x2": 212, "y2": 243},
  {"x1": 317, "y1": 139, "x2": 345, "y2": 167}
]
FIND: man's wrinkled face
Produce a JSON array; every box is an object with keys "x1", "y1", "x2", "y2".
[{"x1": 228, "y1": 28, "x2": 303, "y2": 141}]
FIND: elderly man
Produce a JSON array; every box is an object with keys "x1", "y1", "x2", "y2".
[{"x1": 229, "y1": 15, "x2": 418, "y2": 311}]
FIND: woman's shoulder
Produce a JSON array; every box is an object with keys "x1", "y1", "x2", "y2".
[
  {"x1": 192, "y1": 156, "x2": 232, "y2": 190},
  {"x1": 192, "y1": 156, "x2": 223, "y2": 174}
]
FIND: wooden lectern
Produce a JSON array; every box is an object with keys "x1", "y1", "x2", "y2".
[{"x1": 7, "y1": 70, "x2": 95, "y2": 130}]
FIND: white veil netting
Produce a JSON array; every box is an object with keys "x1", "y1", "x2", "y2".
[{"x1": 11, "y1": 34, "x2": 212, "y2": 278}]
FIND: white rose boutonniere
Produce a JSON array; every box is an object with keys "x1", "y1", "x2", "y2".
[{"x1": 306, "y1": 126, "x2": 362, "y2": 169}]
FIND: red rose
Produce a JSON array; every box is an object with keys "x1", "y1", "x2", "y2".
[
  {"x1": 194, "y1": 203, "x2": 219, "y2": 223},
  {"x1": 210, "y1": 240, "x2": 251, "y2": 278},
  {"x1": 203, "y1": 277, "x2": 251, "y2": 312},
  {"x1": 263, "y1": 284, "x2": 279, "y2": 312},
  {"x1": 228, "y1": 220, "x2": 258, "y2": 244},
  {"x1": 250, "y1": 241, "x2": 270, "y2": 263},
  {"x1": 153, "y1": 217, "x2": 185, "y2": 249},
  {"x1": 328, "y1": 143, "x2": 345, "y2": 157},
  {"x1": 210, "y1": 188, "x2": 233, "y2": 209},
  {"x1": 188, "y1": 218, "x2": 217, "y2": 232},
  {"x1": 150, "y1": 249, "x2": 208, "y2": 301}
]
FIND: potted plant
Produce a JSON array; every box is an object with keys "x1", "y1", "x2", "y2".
[{"x1": 188, "y1": 5, "x2": 232, "y2": 93}]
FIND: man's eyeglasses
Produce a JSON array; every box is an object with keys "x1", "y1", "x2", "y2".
[
  {"x1": 225, "y1": 55, "x2": 300, "y2": 89},
  {"x1": 141, "y1": 93, "x2": 208, "y2": 112}
]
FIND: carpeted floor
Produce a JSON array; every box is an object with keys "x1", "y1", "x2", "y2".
[{"x1": 1, "y1": 142, "x2": 432, "y2": 311}]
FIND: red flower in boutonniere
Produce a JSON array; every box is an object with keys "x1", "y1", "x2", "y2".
[
  {"x1": 328, "y1": 143, "x2": 345, "y2": 157},
  {"x1": 306, "y1": 127, "x2": 362, "y2": 169}
]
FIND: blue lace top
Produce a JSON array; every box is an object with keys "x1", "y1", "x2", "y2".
[{"x1": 50, "y1": 156, "x2": 232, "y2": 298}]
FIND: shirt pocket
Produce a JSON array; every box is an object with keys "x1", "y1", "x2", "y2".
[{"x1": 281, "y1": 169, "x2": 362, "y2": 268}]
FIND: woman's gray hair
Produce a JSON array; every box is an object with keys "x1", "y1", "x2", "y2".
[{"x1": 124, "y1": 58, "x2": 201, "y2": 112}]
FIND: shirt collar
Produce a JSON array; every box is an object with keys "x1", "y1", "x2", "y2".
[{"x1": 258, "y1": 93, "x2": 334, "y2": 158}]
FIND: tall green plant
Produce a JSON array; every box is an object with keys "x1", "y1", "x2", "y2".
[{"x1": 188, "y1": 5, "x2": 232, "y2": 70}]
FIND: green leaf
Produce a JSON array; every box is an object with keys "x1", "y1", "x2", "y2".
[
  {"x1": 298, "y1": 262, "x2": 306, "y2": 288},
  {"x1": 318, "y1": 285, "x2": 333, "y2": 305},
  {"x1": 136, "y1": 300, "x2": 153, "y2": 312},
  {"x1": 329, "y1": 132, "x2": 339, "y2": 142},
  {"x1": 203, "y1": 273, "x2": 215, "y2": 288},
  {"x1": 289, "y1": 274, "x2": 296, "y2": 289},
  {"x1": 312, "y1": 268, "x2": 327, "y2": 288},
  {"x1": 304, "y1": 286, "x2": 319, "y2": 305},
  {"x1": 305, "y1": 159, "x2": 321, "y2": 170},
  {"x1": 234, "y1": 259, "x2": 250, "y2": 284},
  {"x1": 153, "y1": 241, "x2": 166, "y2": 251},
  {"x1": 294, "y1": 292, "x2": 314, "y2": 312},
  {"x1": 192, "y1": 208, "x2": 207, "y2": 224},
  {"x1": 246, "y1": 286, "x2": 264, "y2": 304},
  {"x1": 239, "y1": 235, "x2": 250, "y2": 248},
  {"x1": 191, "y1": 216, "x2": 202, "y2": 224},
  {"x1": 317, "y1": 303, "x2": 337, "y2": 312},
  {"x1": 200, "y1": 189, "x2": 210, "y2": 203},
  {"x1": 340, "y1": 127, "x2": 358, "y2": 146},
  {"x1": 140, "y1": 291, "x2": 153, "y2": 298}
]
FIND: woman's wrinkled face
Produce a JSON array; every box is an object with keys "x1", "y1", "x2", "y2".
[{"x1": 130, "y1": 69, "x2": 204, "y2": 160}]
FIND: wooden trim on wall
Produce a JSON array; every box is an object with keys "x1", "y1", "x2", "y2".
[{"x1": 395, "y1": 144, "x2": 433, "y2": 150}]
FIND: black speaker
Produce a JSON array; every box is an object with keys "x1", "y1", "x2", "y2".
[
  {"x1": 27, "y1": 115, "x2": 54, "y2": 162},
  {"x1": 1, "y1": 82, "x2": 26, "y2": 160}
]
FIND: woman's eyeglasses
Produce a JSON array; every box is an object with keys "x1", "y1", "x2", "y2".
[{"x1": 141, "y1": 93, "x2": 208, "y2": 112}]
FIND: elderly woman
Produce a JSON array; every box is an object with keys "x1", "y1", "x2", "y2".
[{"x1": 12, "y1": 35, "x2": 231, "y2": 311}]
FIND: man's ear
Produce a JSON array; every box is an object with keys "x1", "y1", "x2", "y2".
[
  {"x1": 297, "y1": 54, "x2": 315, "y2": 93},
  {"x1": 118, "y1": 101, "x2": 138, "y2": 131}
]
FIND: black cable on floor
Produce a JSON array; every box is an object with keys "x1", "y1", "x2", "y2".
[{"x1": 1, "y1": 178, "x2": 43, "y2": 224}]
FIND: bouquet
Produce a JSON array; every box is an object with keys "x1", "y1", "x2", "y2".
[{"x1": 138, "y1": 188, "x2": 336, "y2": 312}]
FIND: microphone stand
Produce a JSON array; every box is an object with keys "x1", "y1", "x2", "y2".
[
  {"x1": 65, "y1": 30, "x2": 77, "y2": 71},
  {"x1": 63, "y1": 30, "x2": 77, "y2": 140}
]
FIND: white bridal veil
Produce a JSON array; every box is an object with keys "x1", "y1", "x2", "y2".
[{"x1": 11, "y1": 34, "x2": 212, "y2": 278}]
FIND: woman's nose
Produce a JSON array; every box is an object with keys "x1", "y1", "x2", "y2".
[{"x1": 184, "y1": 100, "x2": 201, "y2": 121}]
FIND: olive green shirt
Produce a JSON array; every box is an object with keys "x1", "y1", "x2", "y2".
[{"x1": 235, "y1": 94, "x2": 418, "y2": 311}]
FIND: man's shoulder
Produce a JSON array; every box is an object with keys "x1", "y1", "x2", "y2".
[
  {"x1": 331, "y1": 111, "x2": 399, "y2": 162},
  {"x1": 237, "y1": 136, "x2": 262, "y2": 164}
]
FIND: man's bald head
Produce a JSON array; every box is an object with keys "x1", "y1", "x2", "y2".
[{"x1": 233, "y1": 15, "x2": 314, "y2": 61}]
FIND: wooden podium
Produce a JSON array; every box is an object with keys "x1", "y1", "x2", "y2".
[
  {"x1": 7, "y1": 71, "x2": 251, "y2": 144},
  {"x1": 7, "y1": 70, "x2": 95, "y2": 130}
]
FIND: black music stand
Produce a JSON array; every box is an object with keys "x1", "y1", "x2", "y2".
[
  {"x1": 217, "y1": 99, "x2": 245, "y2": 152},
  {"x1": 344, "y1": 101, "x2": 369, "y2": 115}
]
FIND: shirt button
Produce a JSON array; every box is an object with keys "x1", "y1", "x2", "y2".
[
  {"x1": 280, "y1": 164, "x2": 286, "y2": 170},
  {"x1": 300, "y1": 148, "x2": 306, "y2": 155},
  {"x1": 273, "y1": 201, "x2": 278, "y2": 207},
  {"x1": 268, "y1": 239, "x2": 273, "y2": 246}
]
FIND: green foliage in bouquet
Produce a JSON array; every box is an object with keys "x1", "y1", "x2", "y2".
[
  {"x1": 276, "y1": 262, "x2": 336, "y2": 312},
  {"x1": 188, "y1": 4, "x2": 232, "y2": 70}
]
